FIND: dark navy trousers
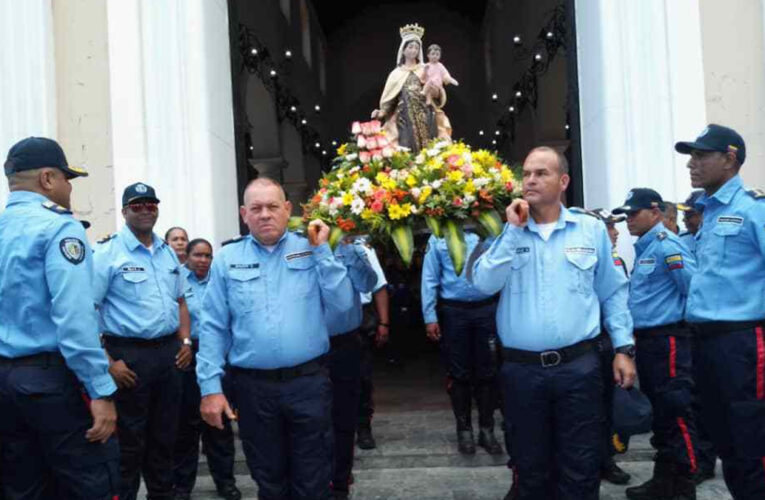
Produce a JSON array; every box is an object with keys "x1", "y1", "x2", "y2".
[
  {"x1": 233, "y1": 366, "x2": 333, "y2": 500},
  {"x1": 105, "y1": 336, "x2": 182, "y2": 500},
  {"x1": 634, "y1": 328, "x2": 699, "y2": 475},
  {"x1": 328, "y1": 332, "x2": 362, "y2": 493},
  {"x1": 173, "y1": 345, "x2": 236, "y2": 496},
  {"x1": 438, "y1": 300, "x2": 499, "y2": 383},
  {"x1": 693, "y1": 324, "x2": 765, "y2": 500},
  {"x1": 0, "y1": 355, "x2": 120, "y2": 499},
  {"x1": 501, "y1": 350, "x2": 603, "y2": 500}
]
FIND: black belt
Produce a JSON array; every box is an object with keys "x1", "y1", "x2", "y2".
[
  {"x1": 0, "y1": 351, "x2": 66, "y2": 368},
  {"x1": 102, "y1": 334, "x2": 178, "y2": 348},
  {"x1": 439, "y1": 296, "x2": 498, "y2": 309},
  {"x1": 330, "y1": 329, "x2": 360, "y2": 349},
  {"x1": 634, "y1": 321, "x2": 690, "y2": 339},
  {"x1": 502, "y1": 337, "x2": 599, "y2": 368},
  {"x1": 231, "y1": 355, "x2": 326, "y2": 382},
  {"x1": 690, "y1": 320, "x2": 763, "y2": 337}
]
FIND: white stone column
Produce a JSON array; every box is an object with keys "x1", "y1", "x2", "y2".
[
  {"x1": 0, "y1": 0, "x2": 57, "y2": 207},
  {"x1": 575, "y1": 0, "x2": 707, "y2": 264},
  {"x1": 106, "y1": 0, "x2": 238, "y2": 247}
]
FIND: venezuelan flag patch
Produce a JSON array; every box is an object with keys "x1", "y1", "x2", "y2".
[{"x1": 665, "y1": 254, "x2": 684, "y2": 270}]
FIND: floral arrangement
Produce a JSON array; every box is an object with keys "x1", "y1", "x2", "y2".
[{"x1": 297, "y1": 120, "x2": 521, "y2": 274}]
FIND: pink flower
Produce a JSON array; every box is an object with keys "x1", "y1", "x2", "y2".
[
  {"x1": 447, "y1": 154, "x2": 460, "y2": 166},
  {"x1": 357, "y1": 135, "x2": 367, "y2": 149},
  {"x1": 351, "y1": 121, "x2": 361, "y2": 135},
  {"x1": 361, "y1": 122, "x2": 372, "y2": 136},
  {"x1": 452, "y1": 197, "x2": 463, "y2": 207},
  {"x1": 505, "y1": 181, "x2": 514, "y2": 191},
  {"x1": 381, "y1": 146, "x2": 394, "y2": 158},
  {"x1": 359, "y1": 151, "x2": 371, "y2": 163},
  {"x1": 376, "y1": 136, "x2": 389, "y2": 148},
  {"x1": 461, "y1": 165, "x2": 473, "y2": 177},
  {"x1": 371, "y1": 149, "x2": 383, "y2": 161},
  {"x1": 371, "y1": 200, "x2": 384, "y2": 213},
  {"x1": 373, "y1": 189, "x2": 387, "y2": 200},
  {"x1": 366, "y1": 136, "x2": 378, "y2": 149},
  {"x1": 370, "y1": 120, "x2": 382, "y2": 133}
]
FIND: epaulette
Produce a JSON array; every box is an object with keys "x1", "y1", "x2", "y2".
[
  {"x1": 747, "y1": 188, "x2": 765, "y2": 199},
  {"x1": 657, "y1": 231, "x2": 667, "y2": 241},
  {"x1": 221, "y1": 235, "x2": 245, "y2": 247},
  {"x1": 41, "y1": 200, "x2": 72, "y2": 215},
  {"x1": 97, "y1": 233, "x2": 116, "y2": 244}
]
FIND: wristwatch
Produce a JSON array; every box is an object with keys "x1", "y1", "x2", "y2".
[
  {"x1": 182, "y1": 338, "x2": 192, "y2": 346},
  {"x1": 615, "y1": 344, "x2": 636, "y2": 358}
]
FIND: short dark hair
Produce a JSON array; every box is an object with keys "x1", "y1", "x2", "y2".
[
  {"x1": 165, "y1": 226, "x2": 188, "y2": 241},
  {"x1": 186, "y1": 238, "x2": 212, "y2": 256},
  {"x1": 527, "y1": 146, "x2": 569, "y2": 175},
  {"x1": 427, "y1": 44, "x2": 441, "y2": 53}
]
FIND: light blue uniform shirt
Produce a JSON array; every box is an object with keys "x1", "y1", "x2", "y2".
[
  {"x1": 183, "y1": 267, "x2": 209, "y2": 339},
  {"x1": 196, "y1": 232, "x2": 355, "y2": 396},
  {"x1": 0, "y1": 191, "x2": 116, "y2": 399},
  {"x1": 678, "y1": 231, "x2": 698, "y2": 257},
  {"x1": 360, "y1": 245, "x2": 387, "y2": 305},
  {"x1": 471, "y1": 206, "x2": 633, "y2": 351},
  {"x1": 93, "y1": 225, "x2": 185, "y2": 338},
  {"x1": 686, "y1": 175, "x2": 765, "y2": 322},
  {"x1": 421, "y1": 233, "x2": 493, "y2": 324},
  {"x1": 629, "y1": 222, "x2": 696, "y2": 329},
  {"x1": 327, "y1": 242, "x2": 378, "y2": 336}
]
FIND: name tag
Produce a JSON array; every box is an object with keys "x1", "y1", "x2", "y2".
[
  {"x1": 121, "y1": 266, "x2": 145, "y2": 272},
  {"x1": 285, "y1": 251, "x2": 313, "y2": 262},
  {"x1": 717, "y1": 215, "x2": 743, "y2": 225},
  {"x1": 637, "y1": 258, "x2": 655, "y2": 265},
  {"x1": 565, "y1": 247, "x2": 595, "y2": 255},
  {"x1": 516, "y1": 247, "x2": 530, "y2": 254},
  {"x1": 229, "y1": 263, "x2": 259, "y2": 269}
]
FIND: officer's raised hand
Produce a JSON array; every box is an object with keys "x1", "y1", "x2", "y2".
[
  {"x1": 307, "y1": 219, "x2": 330, "y2": 247},
  {"x1": 425, "y1": 322, "x2": 441, "y2": 342},
  {"x1": 109, "y1": 357, "x2": 138, "y2": 389},
  {"x1": 86, "y1": 398, "x2": 118, "y2": 443},
  {"x1": 505, "y1": 199, "x2": 530, "y2": 227},
  {"x1": 613, "y1": 352, "x2": 636, "y2": 389},
  {"x1": 200, "y1": 393, "x2": 237, "y2": 430}
]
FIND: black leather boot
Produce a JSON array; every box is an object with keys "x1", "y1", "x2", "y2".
[
  {"x1": 451, "y1": 381, "x2": 475, "y2": 454},
  {"x1": 626, "y1": 460, "x2": 675, "y2": 500},
  {"x1": 475, "y1": 381, "x2": 503, "y2": 455}
]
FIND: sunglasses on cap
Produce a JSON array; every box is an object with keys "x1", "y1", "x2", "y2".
[{"x1": 127, "y1": 202, "x2": 158, "y2": 213}]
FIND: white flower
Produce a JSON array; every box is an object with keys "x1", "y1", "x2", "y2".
[
  {"x1": 410, "y1": 205, "x2": 420, "y2": 214},
  {"x1": 426, "y1": 148, "x2": 440, "y2": 157},
  {"x1": 345, "y1": 154, "x2": 358, "y2": 161},
  {"x1": 329, "y1": 207, "x2": 339, "y2": 217},
  {"x1": 351, "y1": 177, "x2": 372, "y2": 195},
  {"x1": 410, "y1": 187, "x2": 421, "y2": 198},
  {"x1": 337, "y1": 173, "x2": 344, "y2": 179},
  {"x1": 434, "y1": 140, "x2": 450, "y2": 150},
  {"x1": 415, "y1": 154, "x2": 426, "y2": 164},
  {"x1": 464, "y1": 194, "x2": 476, "y2": 204},
  {"x1": 351, "y1": 197, "x2": 365, "y2": 215},
  {"x1": 473, "y1": 178, "x2": 490, "y2": 188},
  {"x1": 348, "y1": 166, "x2": 361, "y2": 175},
  {"x1": 462, "y1": 152, "x2": 472, "y2": 163},
  {"x1": 432, "y1": 180, "x2": 443, "y2": 189}
]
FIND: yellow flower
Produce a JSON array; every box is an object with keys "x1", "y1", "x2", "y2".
[
  {"x1": 400, "y1": 203, "x2": 412, "y2": 216},
  {"x1": 406, "y1": 175, "x2": 417, "y2": 187},
  {"x1": 464, "y1": 179, "x2": 476, "y2": 195},
  {"x1": 472, "y1": 164, "x2": 486, "y2": 177},
  {"x1": 337, "y1": 143, "x2": 348, "y2": 156},
  {"x1": 418, "y1": 186, "x2": 433, "y2": 204},
  {"x1": 342, "y1": 192, "x2": 354, "y2": 206},
  {"x1": 361, "y1": 208, "x2": 375, "y2": 220},
  {"x1": 388, "y1": 204, "x2": 404, "y2": 220},
  {"x1": 500, "y1": 168, "x2": 513, "y2": 183},
  {"x1": 447, "y1": 170, "x2": 464, "y2": 182}
]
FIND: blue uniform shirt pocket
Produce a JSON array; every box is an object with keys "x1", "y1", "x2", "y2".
[
  {"x1": 509, "y1": 251, "x2": 530, "y2": 294},
  {"x1": 286, "y1": 255, "x2": 318, "y2": 296},
  {"x1": 564, "y1": 251, "x2": 597, "y2": 295},
  {"x1": 120, "y1": 270, "x2": 149, "y2": 300},
  {"x1": 227, "y1": 266, "x2": 263, "y2": 313}
]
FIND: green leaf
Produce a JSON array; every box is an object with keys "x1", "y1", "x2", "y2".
[
  {"x1": 329, "y1": 227, "x2": 345, "y2": 250},
  {"x1": 425, "y1": 216, "x2": 442, "y2": 237},
  {"x1": 476, "y1": 209, "x2": 503, "y2": 237},
  {"x1": 443, "y1": 219, "x2": 467, "y2": 275},
  {"x1": 288, "y1": 216, "x2": 306, "y2": 232},
  {"x1": 390, "y1": 224, "x2": 414, "y2": 267}
]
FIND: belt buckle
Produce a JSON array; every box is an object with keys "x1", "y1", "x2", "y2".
[{"x1": 540, "y1": 350, "x2": 561, "y2": 368}]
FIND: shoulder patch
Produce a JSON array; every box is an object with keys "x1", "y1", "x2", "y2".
[
  {"x1": 97, "y1": 234, "x2": 116, "y2": 244},
  {"x1": 59, "y1": 237, "x2": 86, "y2": 265},
  {"x1": 657, "y1": 231, "x2": 667, "y2": 241},
  {"x1": 747, "y1": 188, "x2": 765, "y2": 199},
  {"x1": 665, "y1": 253, "x2": 684, "y2": 270},
  {"x1": 42, "y1": 200, "x2": 72, "y2": 215},
  {"x1": 221, "y1": 235, "x2": 245, "y2": 247}
]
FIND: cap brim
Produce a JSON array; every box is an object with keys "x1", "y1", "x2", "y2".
[
  {"x1": 674, "y1": 141, "x2": 719, "y2": 155},
  {"x1": 124, "y1": 196, "x2": 161, "y2": 206},
  {"x1": 608, "y1": 215, "x2": 627, "y2": 223},
  {"x1": 611, "y1": 206, "x2": 633, "y2": 215},
  {"x1": 62, "y1": 165, "x2": 89, "y2": 178}
]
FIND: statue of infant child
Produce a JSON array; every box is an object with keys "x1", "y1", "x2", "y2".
[{"x1": 421, "y1": 44, "x2": 459, "y2": 108}]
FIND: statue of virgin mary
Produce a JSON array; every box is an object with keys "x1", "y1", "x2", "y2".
[{"x1": 371, "y1": 24, "x2": 452, "y2": 153}]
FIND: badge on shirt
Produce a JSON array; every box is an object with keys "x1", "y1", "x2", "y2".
[
  {"x1": 515, "y1": 247, "x2": 530, "y2": 254},
  {"x1": 665, "y1": 254, "x2": 684, "y2": 270},
  {"x1": 59, "y1": 238, "x2": 85, "y2": 265},
  {"x1": 229, "y1": 263, "x2": 259, "y2": 269},
  {"x1": 121, "y1": 266, "x2": 146, "y2": 272},
  {"x1": 717, "y1": 215, "x2": 743, "y2": 226},
  {"x1": 285, "y1": 251, "x2": 313, "y2": 262},
  {"x1": 638, "y1": 258, "x2": 656, "y2": 265},
  {"x1": 564, "y1": 247, "x2": 596, "y2": 255}
]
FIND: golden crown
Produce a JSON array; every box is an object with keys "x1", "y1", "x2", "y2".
[{"x1": 399, "y1": 23, "x2": 425, "y2": 40}]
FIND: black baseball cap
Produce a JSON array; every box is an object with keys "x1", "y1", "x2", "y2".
[
  {"x1": 677, "y1": 190, "x2": 704, "y2": 213},
  {"x1": 122, "y1": 182, "x2": 160, "y2": 206},
  {"x1": 675, "y1": 124, "x2": 746, "y2": 165},
  {"x1": 612, "y1": 188, "x2": 664, "y2": 215},
  {"x1": 4, "y1": 137, "x2": 88, "y2": 178}
]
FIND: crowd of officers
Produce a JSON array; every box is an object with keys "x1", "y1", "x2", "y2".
[{"x1": 0, "y1": 122, "x2": 763, "y2": 500}]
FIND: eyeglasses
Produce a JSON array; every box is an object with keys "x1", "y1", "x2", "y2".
[{"x1": 127, "y1": 202, "x2": 158, "y2": 213}]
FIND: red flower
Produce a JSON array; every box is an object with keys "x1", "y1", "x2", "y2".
[
  {"x1": 505, "y1": 181, "x2": 514, "y2": 191},
  {"x1": 371, "y1": 200, "x2": 384, "y2": 213},
  {"x1": 453, "y1": 197, "x2": 463, "y2": 207}
]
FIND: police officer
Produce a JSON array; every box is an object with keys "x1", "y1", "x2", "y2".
[
  {"x1": 472, "y1": 146, "x2": 635, "y2": 500},
  {"x1": 677, "y1": 190, "x2": 704, "y2": 257},
  {"x1": 93, "y1": 182, "x2": 192, "y2": 500},
  {"x1": 173, "y1": 239, "x2": 241, "y2": 500},
  {"x1": 422, "y1": 232, "x2": 503, "y2": 455},
  {"x1": 0, "y1": 137, "x2": 119, "y2": 499},
  {"x1": 676, "y1": 124, "x2": 765, "y2": 500},
  {"x1": 589, "y1": 208, "x2": 632, "y2": 486},
  {"x1": 326, "y1": 239, "x2": 380, "y2": 499},
  {"x1": 611, "y1": 188, "x2": 699, "y2": 500},
  {"x1": 197, "y1": 178, "x2": 355, "y2": 500}
]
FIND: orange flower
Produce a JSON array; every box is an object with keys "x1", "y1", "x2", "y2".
[{"x1": 336, "y1": 217, "x2": 356, "y2": 232}]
